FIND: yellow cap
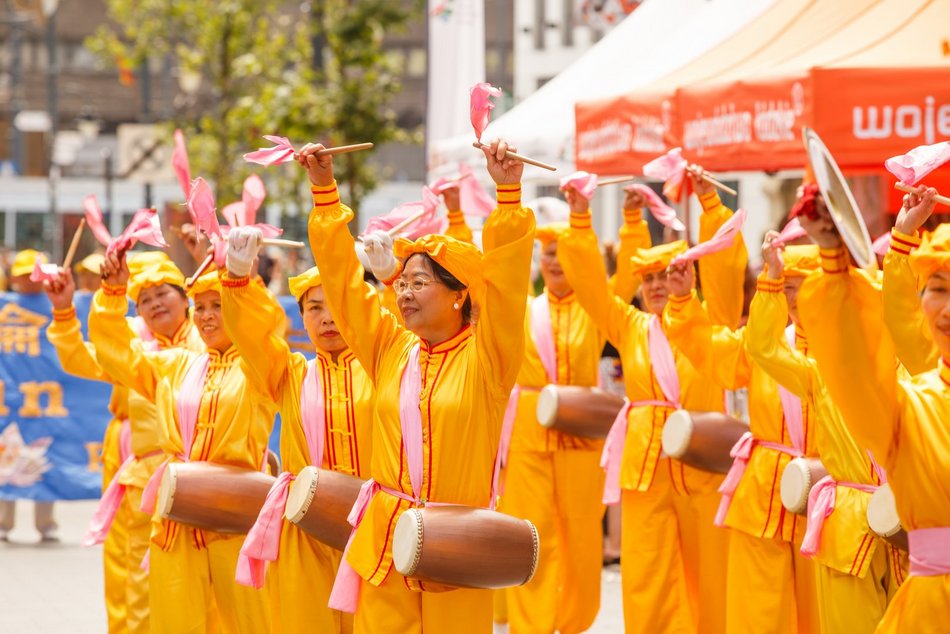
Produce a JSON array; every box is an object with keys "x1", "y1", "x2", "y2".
[
  {"x1": 75, "y1": 253, "x2": 105, "y2": 275},
  {"x1": 11, "y1": 250, "x2": 47, "y2": 277},
  {"x1": 629, "y1": 241, "x2": 688, "y2": 276},
  {"x1": 910, "y1": 223, "x2": 950, "y2": 281},
  {"x1": 127, "y1": 259, "x2": 185, "y2": 304},
  {"x1": 187, "y1": 270, "x2": 222, "y2": 298},
  {"x1": 782, "y1": 245, "x2": 820, "y2": 278},
  {"x1": 288, "y1": 266, "x2": 323, "y2": 302},
  {"x1": 394, "y1": 234, "x2": 485, "y2": 303},
  {"x1": 535, "y1": 222, "x2": 569, "y2": 247}
]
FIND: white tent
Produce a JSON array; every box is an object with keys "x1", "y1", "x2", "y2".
[{"x1": 429, "y1": 0, "x2": 778, "y2": 178}]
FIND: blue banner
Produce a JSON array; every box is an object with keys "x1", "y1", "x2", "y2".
[{"x1": 0, "y1": 292, "x2": 312, "y2": 502}]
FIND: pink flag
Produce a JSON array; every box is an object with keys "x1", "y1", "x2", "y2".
[
  {"x1": 872, "y1": 232, "x2": 890, "y2": 257},
  {"x1": 365, "y1": 187, "x2": 445, "y2": 240},
  {"x1": 774, "y1": 217, "x2": 808, "y2": 246},
  {"x1": 643, "y1": 147, "x2": 690, "y2": 203},
  {"x1": 244, "y1": 135, "x2": 296, "y2": 166},
  {"x1": 559, "y1": 171, "x2": 598, "y2": 200},
  {"x1": 83, "y1": 195, "x2": 113, "y2": 246},
  {"x1": 30, "y1": 259, "x2": 60, "y2": 283},
  {"x1": 470, "y1": 82, "x2": 503, "y2": 142},
  {"x1": 187, "y1": 177, "x2": 223, "y2": 240},
  {"x1": 109, "y1": 208, "x2": 169, "y2": 255},
  {"x1": 172, "y1": 129, "x2": 192, "y2": 199},
  {"x1": 623, "y1": 183, "x2": 685, "y2": 231},
  {"x1": 242, "y1": 174, "x2": 266, "y2": 223},
  {"x1": 885, "y1": 142, "x2": 950, "y2": 186},
  {"x1": 671, "y1": 208, "x2": 747, "y2": 267}
]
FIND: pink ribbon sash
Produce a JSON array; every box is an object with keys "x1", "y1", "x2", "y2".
[
  {"x1": 908, "y1": 527, "x2": 950, "y2": 576},
  {"x1": 600, "y1": 400, "x2": 632, "y2": 506},
  {"x1": 82, "y1": 455, "x2": 134, "y2": 547},
  {"x1": 300, "y1": 359, "x2": 327, "y2": 468},
  {"x1": 778, "y1": 325, "x2": 806, "y2": 453},
  {"x1": 800, "y1": 476, "x2": 877, "y2": 558},
  {"x1": 236, "y1": 471, "x2": 295, "y2": 588},
  {"x1": 715, "y1": 433, "x2": 801, "y2": 526}
]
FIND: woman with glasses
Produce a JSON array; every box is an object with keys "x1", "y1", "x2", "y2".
[{"x1": 299, "y1": 138, "x2": 535, "y2": 633}]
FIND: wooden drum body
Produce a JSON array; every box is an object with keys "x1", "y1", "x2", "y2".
[
  {"x1": 284, "y1": 466, "x2": 364, "y2": 551},
  {"x1": 392, "y1": 505, "x2": 539, "y2": 590},
  {"x1": 661, "y1": 410, "x2": 748, "y2": 474},
  {"x1": 867, "y1": 483, "x2": 908, "y2": 551},
  {"x1": 156, "y1": 462, "x2": 275, "y2": 534},
  {"x1": 780, "y1": 457, "x2": 828, "y2": 515},
  {"x1": 535, "y1": 385, "x2": 625, "y2": 440}
]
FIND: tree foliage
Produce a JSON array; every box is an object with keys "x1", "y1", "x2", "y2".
[{"x1": 87, "y1": 0, "x2": 422, "y2": 220}]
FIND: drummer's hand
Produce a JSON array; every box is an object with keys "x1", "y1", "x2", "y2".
[
  {"x1": 44, "y1": 268, "x2": 75, "y2": 311},
  {"x1": 100, "y1": 251, "x2": 129, "y2": 287},
  {"x1": 622, "y1": 188, "x2": 647, "y2": 211},
  {"x1": 482, "y1": 138, "x2": 523, "y2": 186},
  {"x1": 665, "y1": 261, "x2": 694, "y2": 297},
  {"x1": 686, "y1": 164, "x2": 714, "y2": 197},
  {"x1": 177, "y1": 222, "x2": 207, "y2": 265},
  {"x1": 564, "y1": 188, "x2": 589, "y2": 215},
  {"x1": 798, "y1": 196, "x2": 841, "y2": 249},
  {"x1": 297, "y1": 143, "x2": 335, "y2": 188},
  {"x1": 895, "y1": 186, "x2": 937, "y2": 236},
  {"x1": 226, "y1": 227, "x2": 263, "y2": 278},
  {"x1": 761, "y1": 231, "x2": 785, "y2": 280},
  {"x1": 441, "y1": 185, "x2": 461, "y2": 212}
]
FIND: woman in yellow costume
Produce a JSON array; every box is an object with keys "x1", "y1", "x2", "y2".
[
  {"x1": 664, "y1": 242, "x2": 821, "y2": 634},
  {"x1": 556, "y1": 168, "x2": 743, "y2": 634},
  {"x1": 499, "y1": 182, "x2": 648, "y2": 634},
  {"x1": 90, "y1": 253, "x2": 277, "y2": 634},
  {"x1": 300, "y1": 138, "x2": 534, "y2": 633},
  {"x1": 796, "y1": 186, "x2": 949, "y2": 633},
  {"x1": 45, "y1": 253, "x2": 202, "y2": 633},
  {"x1": 218, "y1": 228, "x2": 374, "y2": 634}
]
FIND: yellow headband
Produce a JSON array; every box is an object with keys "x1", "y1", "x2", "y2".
[
  {"x1": 782, "y1": 244, "x2": 820, "y2": 278},
  {"x1": 11, "y1": 249, "x2": 46, "y2": 277},
  {"x1": 629, "y1": 240, "x2": 688, "y2": 276},
  {"x1": 127, "y1": 259, "x2": 185, "y2": 304},
  {"x1": 186, "y1": 270, "x2": 222, "y2": 298},
  {"x1": 535, "y1": 222, "x2": 569, "y2": 247},
  {"x1": 288, "y1": 266, "x2": 323, "y2": 302},
  {"x1": 394, "y1": 234, "x2": 485, "y2": 301},
  {"x1": 75, "y1": 253, "x2": 105, "y2": 275},
  {"x1": 910, "y1": 223, "x2": 950, "y2": 281}
]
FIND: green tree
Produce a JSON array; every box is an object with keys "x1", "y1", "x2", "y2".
[{"x1": 87, "y1": 0, "x2": 422, "y2": 221}]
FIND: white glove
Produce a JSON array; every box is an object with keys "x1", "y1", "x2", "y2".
[
  {"x1": 361, "y1": 229, "x2": 399, "y2": 281},
  {"x1": 226, "y1": 226, "x2": 263, "y2": 278}
]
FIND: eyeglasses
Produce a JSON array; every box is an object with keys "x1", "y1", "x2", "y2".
[{"x1": 393, "y1": 278, "x2": 439, "y2": 295}]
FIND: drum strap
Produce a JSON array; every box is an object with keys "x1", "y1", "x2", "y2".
[
  {"x1": 300, "y1": 358, "x2": 327, "y2": 468},
  {"x1": 236, "y1": 471, "x2": 296, "y2": 589},
  {"x1": 118, "y1": 419, "x2": 132, "y2": 463},
  {"x1": 530, "y1": 293, "x2": 557, "y2": 383},
  {"x1": 909, "y1": 528, "x2": 950, "y2": 576},
  {"x1": 648, "y1": 316, "x2": 680, "y2": 408},
  {"x1": 777, "y1": 325, "x2": 805, "y2": 454},
  {"x1": 714, "y1": 432, "x2": 802, "y2": 527},
  {"x1": 801, "y1": 476, "x2": 877, "y2": 559}
]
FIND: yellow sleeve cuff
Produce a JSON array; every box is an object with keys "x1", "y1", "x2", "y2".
[
  {"x1": 447, "y1": 210, "x2": 466, "y2": 225},
  {"x1": 889, "y1": 228, "x2": 921, "y2": 256},
  {"x1": 698, "y1": 190, "x2": 722, "y2": 213},
  {"x1": 756, "y1": 274, "x2": 784, "y2": 293},
  {"x1": 569, "y1": 212, "x2": 593, "y2": 230},
  {"x1": 495, "y1": 184, "x2": 522, "y2": 211},
  {"x1": 221, "y1": 273, "x2": 250, "y2": 289},
  {"x1": 52, "y1": 306, "x2": 77, "y2": 322},
  {"x1": 667, "y1": 290, "x2": 695, "y2": 310},
  {"x1": 311, "y1": 181, "x2": 341, "y2": 208},
  {"x1": 819, "y1": 247, "x2": 849, "y2": 274},
  {"x1": 623, "y1": 208, "x2": 644, "y2": 225},
  {"x1": 101, "y1": 282, "x2": 127, "y2": 298}
]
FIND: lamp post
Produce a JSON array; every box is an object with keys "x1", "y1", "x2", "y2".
[{"x1": 43, "y1": 0, "x2": 61, "y2": 261}]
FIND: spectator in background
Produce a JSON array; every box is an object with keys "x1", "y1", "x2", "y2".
[
  {"x1": 74, "y1": 253, "x2": 105, "y2": 292},
  {"x1": 0, "y1": 249, "x2": 58, "y2": 543}
]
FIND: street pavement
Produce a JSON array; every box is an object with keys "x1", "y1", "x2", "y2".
[{"x1": 0, "y1": 500, "x2": 623, "y2": 633}]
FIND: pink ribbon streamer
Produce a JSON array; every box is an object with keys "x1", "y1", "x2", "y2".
[
  {"x1": 884, "y1": 141, "x2": 950, "y2": 186},
  {"x1": 470, "y1": 82, "x2": 503, "y2": 142},
  {"x1": 236, "y1": 471, "x2": 294, "y2": 588},
  {"x1": 187, "y1": 177, "x2": 223, "y2": 240},
  {"x1": 559, "y1": 171, "x2": 598, "y2": 200},
  {"x1": 430, "y1": 164, "x2": 495, "y2": 219},
  {"x1": 84, "y1": 195, "x2": 113, "y2": 247},
  {"x1": 800, "y1": 476, "x2": 876, "y2": 558},
  {"x1": 172, "y1": 129, "x2": 192, "y2": 199},
  {"x1": 108, "y1": 208, "x2": 168, "y2": 256},
  {"x1": 671, "y1": 208, "x2": 747, "y2": 267},
  {"x1": 643, "y1": 147, "x2": 688, "y2": 182},
  {"x1": 244, "y1": 135, "x2": 297, "y2": 166},
  {"x1": 624, "y1": 184, "x2": 685, "y2": 231},
  {"x1": 774, "y1": 217, "x2": 808, "y2": 246},
  {"x1": 908, "y1": 528, "x2": 950, "y2": 576},
  {"x1": 30, "y1": 260, "x2": 60, "y2": 283},
  {"x1": 364, "y1": 187, "x2": 444, "y2": 240}
]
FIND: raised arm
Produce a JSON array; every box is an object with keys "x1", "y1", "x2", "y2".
[
  {"x1": 44, "y1": 270, "x2": 111, "y2": 383},
  {"x1": 301, "y1": 145, "x2": 404, "y2": 381},
  {"x1": 443, "y1": 186, "x2": 474, "y2": 245},
  {"x1": 610, "y1": 190, "x2": 653, "y2": 302}
]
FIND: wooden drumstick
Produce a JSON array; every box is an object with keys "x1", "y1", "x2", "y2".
[
  {"x1": 701, "y1": 173, "x2": 738, "y2": 196},
  {"x1": 185, "y1": 253, "x2": 215, "y2": 288},
  {"x1": 471, "y1": 142, "x2": 557, "y2": 172},
  {"x1": 894, "y1": 182, "x2": 950, "y2": 207},
  {"x1": 262, "y1": 238, "x2": 305, "y2": 248},
  {"x1": 356, "y1": 209, "x2": 429, "y2": 243},
  {"x1": 597, "y1": 175, "x2": 636, "y2": 187},
  {"x1": 62, "y1": 218, "x2": 86, "y2": 269},
  {"x1": 294, "y1": 143, "x2": 374, "y2": 160}
]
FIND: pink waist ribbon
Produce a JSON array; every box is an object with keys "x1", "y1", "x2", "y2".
[
  {"x1": 236, "y1": 471, "x2": 295, "y2": 588},
  {"x1": 908, "y1": 528, "x2": 950, "y2": 576},
  {"x1": 800, "y1": 476, "x2": 877, "y2": 558},
  {"x1": 714, "y1": 433, "x2": 802, "y2": 526},
  {"x1": 599, "y1": 398, "x2": 676, "y2": 505},
  {"x1": 83, "y1": 447, "x2": 162, "y2": 547}
]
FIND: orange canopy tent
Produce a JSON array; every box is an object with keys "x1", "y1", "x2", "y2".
[{"x1": 575, "y1": 0, "x2": 950, "y2": 208}]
